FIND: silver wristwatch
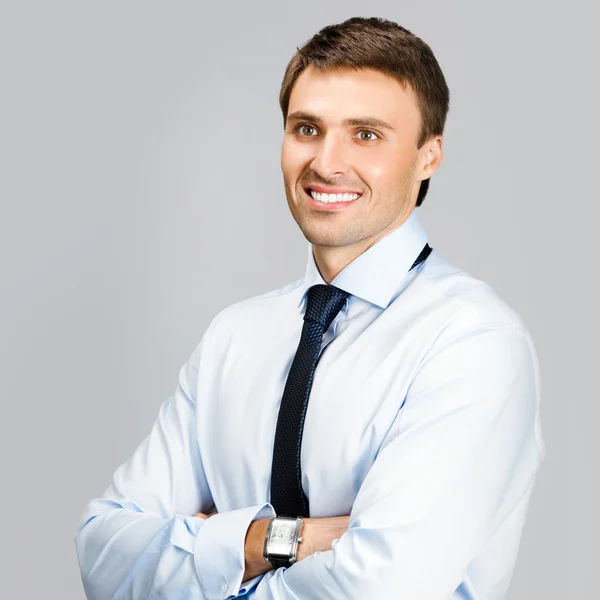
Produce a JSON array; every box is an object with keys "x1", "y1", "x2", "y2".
[{"x1": 263, "y1": 516, "x2": 304, "y2": 569}]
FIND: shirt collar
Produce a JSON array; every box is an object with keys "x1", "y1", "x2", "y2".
[{"x1": 297, "y1": 209, "x2": 429, "y2": 311}]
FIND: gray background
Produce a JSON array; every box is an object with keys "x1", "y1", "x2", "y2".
[{"x1": 1, "y1": 1, "x2": 595, "y2": 598}]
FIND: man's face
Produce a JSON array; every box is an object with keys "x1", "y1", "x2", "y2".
[{"x1": 281, "y1": 66, "x2": 438, "y2": 252}]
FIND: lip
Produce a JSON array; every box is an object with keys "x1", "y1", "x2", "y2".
[
  {"x1": 307, "y1": 184, "x2": 363, "y2": 195},
  {"x1": 303, "y1": 187, "x2": 362, "y2": 211}
]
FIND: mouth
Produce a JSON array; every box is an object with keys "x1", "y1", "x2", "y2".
[{"x1": 303, "y1": 187, "x2": 363, "y2": 211}]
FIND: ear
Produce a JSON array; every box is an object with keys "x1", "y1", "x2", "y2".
[{"x1": 417, "y1": 136, "x2": 443, "y2": 181}]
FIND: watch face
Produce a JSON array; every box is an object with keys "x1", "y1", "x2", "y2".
[{"x1": 269, "y1": 520, "x2": 296, "y2": 556}]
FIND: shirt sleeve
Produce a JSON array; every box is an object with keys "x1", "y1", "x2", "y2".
[
  {"x1": 74, "y1": 326, "x2": 274, "y2": 600},
  {"x1": 252, "y1": 317, "x2": 546, "y2": 600}
]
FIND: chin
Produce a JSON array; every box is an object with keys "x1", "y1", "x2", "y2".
[{"x1": 302, "y1": 228, "x2": 353, "y2": 248}]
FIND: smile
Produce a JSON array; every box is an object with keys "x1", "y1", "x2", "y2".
[
  {"x1": 303, "y1": 188, "x2": 362, "y2": 211},
  {"x1": 306, "y1": 189, "x2": 361, "y2": 203}
]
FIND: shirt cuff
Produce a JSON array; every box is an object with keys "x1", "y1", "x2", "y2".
[{"x1": 194, "y1": 502, "x2": 275, "y2": 600}]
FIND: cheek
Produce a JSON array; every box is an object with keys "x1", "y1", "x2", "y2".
[
  {"x1": 354, "y1": 153, "x2": 393, "y2": 186},
  {"x1": 361, "y1": 148, "x2": 413, "y2": 189},
  {"x1": 281, "y1": 141, "x2": 311, "y2": 172}
]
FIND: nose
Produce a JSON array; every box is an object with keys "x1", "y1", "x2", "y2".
[{"x1": 310, "y1": 132, "x2": 349, "y2": 179}]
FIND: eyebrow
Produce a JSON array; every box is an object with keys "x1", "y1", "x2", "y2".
[{"x1": 286, "y1": 110, "x2": 396, "y2": 132}]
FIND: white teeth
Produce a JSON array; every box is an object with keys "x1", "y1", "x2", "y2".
[{"x1": 309, "y1": 190, "x2": 360, "y2": 203}]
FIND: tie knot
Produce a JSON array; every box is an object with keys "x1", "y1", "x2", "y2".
[{"x1": 304, "y1": 284, "x2": 350, "y2": 331}]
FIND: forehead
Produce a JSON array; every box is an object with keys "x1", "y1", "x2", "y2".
[{"x1": 287, "y1": 66, "x2": 421, "y2": 129}]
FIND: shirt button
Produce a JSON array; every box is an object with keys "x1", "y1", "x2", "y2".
[{"x1": 220, "y1": 583, "x2": 229, "y2": 596}]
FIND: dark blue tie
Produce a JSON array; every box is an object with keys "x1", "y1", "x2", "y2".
[{"x1": 269, "y1": 243, "x2": 433, "y2": 517}]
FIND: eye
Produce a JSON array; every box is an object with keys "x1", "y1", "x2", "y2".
[
  {"x1": 295, "y1": 124, "x2": 318, "y2": 136},
  {"x1": 356, "y1": 129, "x2": 379, "y2": 142}
]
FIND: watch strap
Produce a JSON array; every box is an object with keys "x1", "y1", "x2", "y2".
[{"x1": 268, "y1": 557, "x2": 291, "y2": 569}]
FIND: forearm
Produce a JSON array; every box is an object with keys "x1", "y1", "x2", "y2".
[
  {"x1": 243, "y1": 517, "x2": 273, "y2": 582},
  {"x1": 243, "y1": 516, "x2": 350, "y2": 584}
]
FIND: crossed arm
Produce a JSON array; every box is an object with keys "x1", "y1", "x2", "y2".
[
  {"x1": 193, "y1": 509, "x2": 351, "y2": 583},
  {"x1": 74, "y1": 316, "x2": 544, "y2": 599}
]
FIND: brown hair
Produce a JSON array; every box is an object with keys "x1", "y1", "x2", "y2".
[{"x1": 279, "y1": 17, "x2": 450, "y2": 206}]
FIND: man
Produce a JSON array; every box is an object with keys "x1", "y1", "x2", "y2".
[{"x1": 75, "y1": 17, "x2": 545, "y2": 600}]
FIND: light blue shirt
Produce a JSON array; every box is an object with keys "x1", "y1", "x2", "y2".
[{"x1": 75, "y1": 209, "x2": 545, "y2": 600}]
